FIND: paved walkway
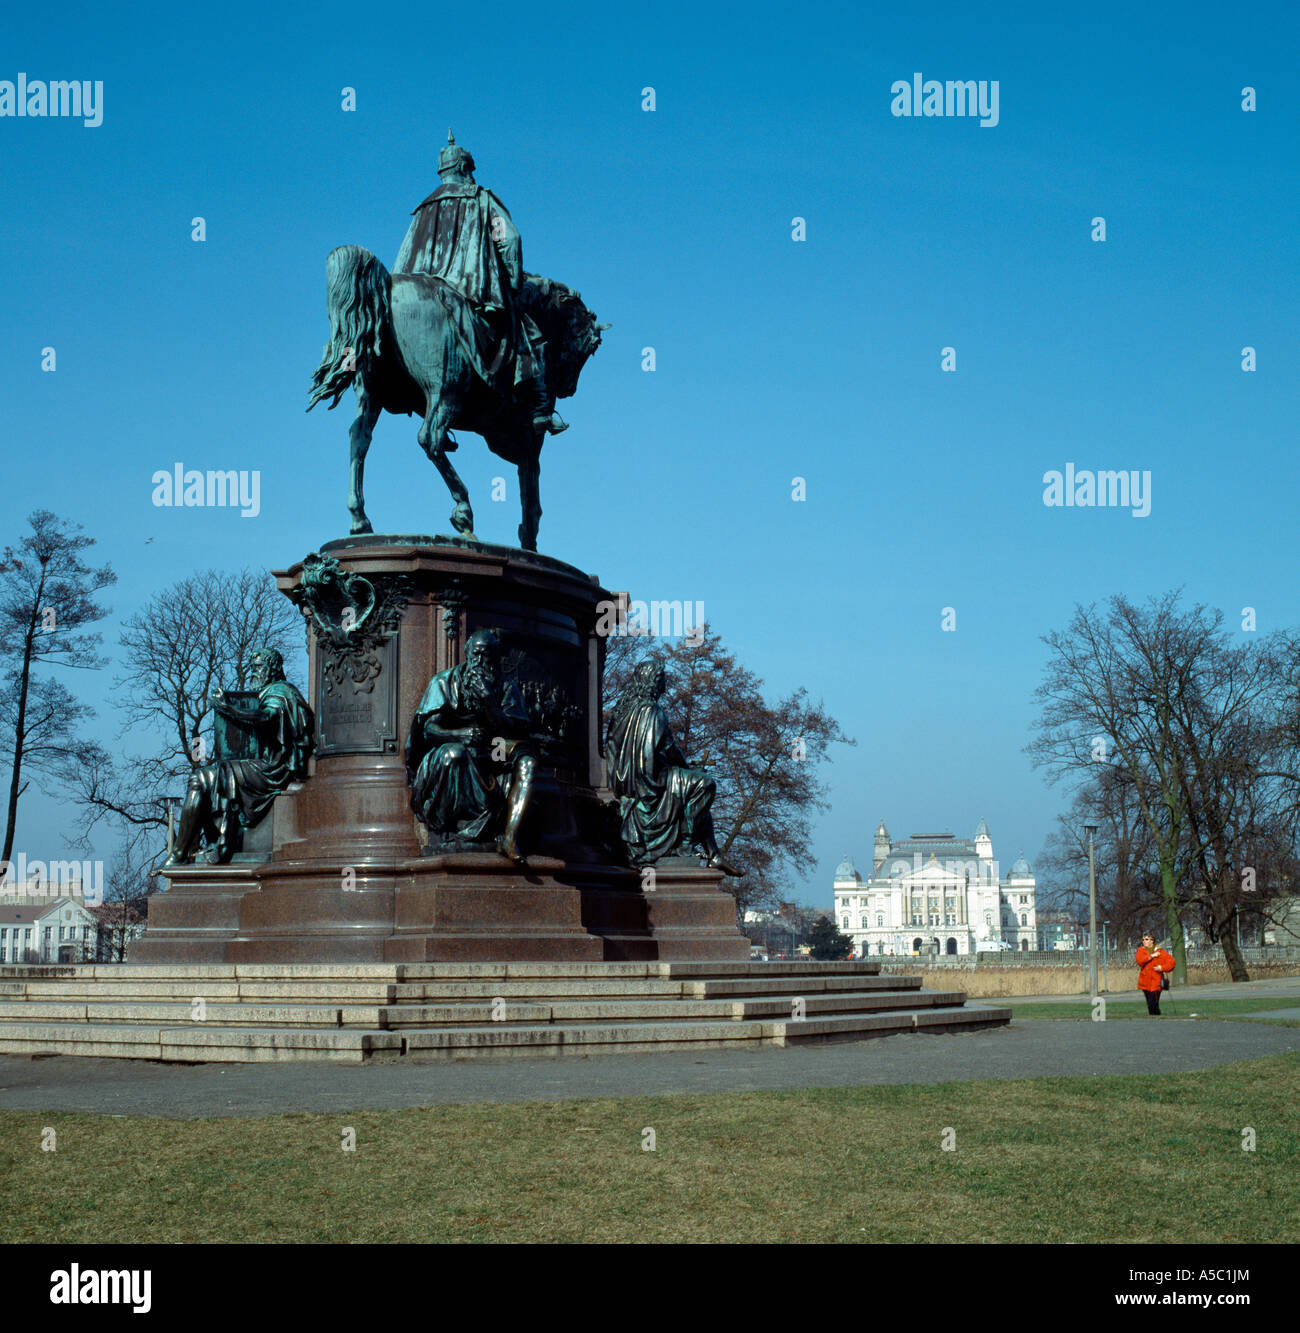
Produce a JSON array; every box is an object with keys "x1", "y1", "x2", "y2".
[
  {"x1": 0, "y1": 1016, "x2": 1296, "y2": 1118},
  {"x1": 993, "y1": 975, "x2": 1300, "y2": 1005}
]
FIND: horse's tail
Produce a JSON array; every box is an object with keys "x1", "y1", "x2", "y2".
[{"x1": 307, "y1": 245, "x2": 391, "y2": 412}]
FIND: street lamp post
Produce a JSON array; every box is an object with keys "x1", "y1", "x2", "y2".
[
  {"x1": 162, "y1": 794, "x2": 184, "y2": 872},
  {"x1": 1084, "y1": 825, "x2": 1099, "y2": 997},
  {"x1": 1102, "y1": 920, "x2": 1110, "y2": 993}
]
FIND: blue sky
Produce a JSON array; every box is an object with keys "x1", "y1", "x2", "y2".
[{"x1": 2, "y1": 0, "x2": 1296, "y2": 904}]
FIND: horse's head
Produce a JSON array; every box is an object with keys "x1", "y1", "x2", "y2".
[{"x1": 520, "y1": 274, "x2": 610, "y2": 401}]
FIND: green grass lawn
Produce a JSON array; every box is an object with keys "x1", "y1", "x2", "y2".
[
  {"x1": 1008, "y1": 996, "x2": 1300, "y2": 1024},
  {"x1": 2, "y1": 1053, "x2": 1296, "y2": 1244}
]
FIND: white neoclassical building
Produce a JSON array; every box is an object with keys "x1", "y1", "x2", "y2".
[
  {"x1": 832, "y1": 820, "x2": 1037, "y2": 956},
  {"x1": 0, "y1": 896, "x2": 98, "y2": 963}
]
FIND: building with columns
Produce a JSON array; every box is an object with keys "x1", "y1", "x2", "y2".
[{"x1": 832, "y1": 819, "x2": 1037, "y2": 956}]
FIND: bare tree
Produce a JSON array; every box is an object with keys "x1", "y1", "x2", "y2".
[
  {"x1": 1172, "y1": 633, "x2": 1289, "y2": 977},
  {"x1": 1036, "y1": 766, "x2": 1163, "y2": 946},
  {"x1": 90, "y1": 852, "x2": 155, "y2": 962},
  {"x1": 0, "y1": 511, "x2": 115, "y2": 866},
  {"x1": 1031, "y1": 591, "x2": 1294, "y2": 983}
]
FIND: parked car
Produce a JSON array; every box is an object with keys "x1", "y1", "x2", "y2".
[{"x1": 975, "y1": 940, "x2": 1013, "y2": 953}]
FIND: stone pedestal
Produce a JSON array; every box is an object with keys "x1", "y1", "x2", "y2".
[
  {"x1": 129, "y1": 863, "x2": 257, "y2": 963},
  {"x1": 638, "y1": 860, "x2": 754, "y2": 961},
  {"x1": 133, "y1": 536, "x2": 750, "y2": 964}
]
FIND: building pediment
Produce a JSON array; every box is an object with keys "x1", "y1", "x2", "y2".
[{"x1": 896, "y1": 858, "x2": 966, "y2": 886}]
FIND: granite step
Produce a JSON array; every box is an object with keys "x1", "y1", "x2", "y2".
[
  {"x1": 0, "y1": 988, "x2": 961, "y2": 1029},
  {"x1": 0, "y1": 976, "x2": 921, "y2": 1006},
  {"x1": 391, "y1": 975, "x2": 920, "y2": 1002},
  {"x1": 377, "y1": 989, "x2": 963, "y2": 1026},
  {"x1": 0, "y1": 961, "x2": 884, "y2": 982},
  {"x1": 774, "y1": 1004, "x2": 1012, "y2": 1044},
  {"x1": 398, "y1": 1004, "x2": 1009, "y2": 1058},
  {"x1": 683, "y1": 975, "x2": 919, "y2": 998},
  {"x1": 0, "y1": 1000, "x2": 387, "y2": 1027},
  {"x1": 0, "y1": 1021, "x2": 402, "y2": 1064},
  {"x1": 0, "y1": 981, "x2": 399, "y2": 1002},
  {"x1": 0, "y1": 961, "x2": 1005, "y2": 1063},
  {"x1": 0, "y1": 1004, "x2": 1009, "y2": 1064}
]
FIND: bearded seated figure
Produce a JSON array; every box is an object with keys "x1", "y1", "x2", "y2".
[
  {"x1": 166, "y1": 648, "x2": 314, "y2": 866},
  {"x1": 405, "y1": 629, "x2": 535, "y2": 862}
]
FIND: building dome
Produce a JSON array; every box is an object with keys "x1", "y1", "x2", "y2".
[
  {"x1": 833, "y1": 856, "x2": 860, "y2": 882},
  {"x1": 1009, "y1": 852, "x2": 1031, "y2": 877},
  {"x1": 875, "y1": 820, "x2": 889, "y2": 837},
  {"x1": 975, "y1": 818, "x2": 990, "y2": 838}
]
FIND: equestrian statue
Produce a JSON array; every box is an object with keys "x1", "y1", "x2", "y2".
[{"x1": 308, "y1": 131, "x2": 609, "y2": 552}]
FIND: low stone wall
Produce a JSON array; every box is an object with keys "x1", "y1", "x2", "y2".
[{"x1": 877, "y1": 959, "x2": 1300, "y2": 997}]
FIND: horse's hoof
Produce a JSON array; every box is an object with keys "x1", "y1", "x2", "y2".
[{"x1": 350, "y1": 518, "x2": 374, "y2": 535}]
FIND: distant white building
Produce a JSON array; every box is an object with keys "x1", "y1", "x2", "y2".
[
  {"x1": 833, "y1": 819, "x2": 1037, "y2": 956},
  {"x1": 0, "y1": 897, "x2": 98, "y2": 963}
]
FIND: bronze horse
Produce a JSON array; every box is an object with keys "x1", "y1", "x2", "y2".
[{"x1": 308, "y1": 245, "x2": 607, "y2": 551}]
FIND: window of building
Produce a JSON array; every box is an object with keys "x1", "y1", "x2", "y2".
[
  {"x1": 876, "y1": 913, "x2": 883, "y2": 927},
  {"x1": 1020, "y1": 913, "x2": 1027, "y2": 926},
  {"x1": 984, "y1": 911, "x2": 992, "y2": 926},
  {"x1": 842, "y1": 917, "x2": 850, "y2": 930}
]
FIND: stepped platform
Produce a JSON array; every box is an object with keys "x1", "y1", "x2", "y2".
[{"x1": 0, "y1": 961, "x2": 1009, "y2": 1064}]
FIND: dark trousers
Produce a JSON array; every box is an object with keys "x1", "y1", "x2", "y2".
[{"x1": 1142, "y1": 988, "x2": 1161, "y2": 1015}]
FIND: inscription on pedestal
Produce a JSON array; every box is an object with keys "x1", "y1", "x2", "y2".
[{"x1": 316, "y1": 635, "x2": 400, "y2": 755}]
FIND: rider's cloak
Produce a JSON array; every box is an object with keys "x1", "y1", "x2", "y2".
[
  {"x1": 393, "y1": 181, "x2": 536, "y2": 390},
  {"x1": 394, "y1": 181, "x2": 522, "y2": 312}
]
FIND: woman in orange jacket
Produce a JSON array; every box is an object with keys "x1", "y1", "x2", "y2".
[{"x1": 1136, "y1": 933, "x2": 1175, "y2": 1015}]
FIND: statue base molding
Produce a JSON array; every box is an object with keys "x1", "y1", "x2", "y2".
[{"x1": 133, "y1": 852, "x2": 749, "y2": 964}]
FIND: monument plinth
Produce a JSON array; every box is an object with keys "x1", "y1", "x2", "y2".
[{"x1": 133, "y1": 536, "x2": 749, "y2": 964}]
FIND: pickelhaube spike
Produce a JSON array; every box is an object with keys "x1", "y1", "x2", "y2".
[{"x1": 439, "y1": 127, "x2": 473, "y2": 175}]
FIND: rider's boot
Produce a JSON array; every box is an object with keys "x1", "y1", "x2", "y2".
[{"x1": 531, "y1": 382, "x2": 554, "y2": 437}]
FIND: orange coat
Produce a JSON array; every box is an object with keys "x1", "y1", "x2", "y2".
[{"x1": 1136, "y1": 946, "x2": 1175, "y2": 991}]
